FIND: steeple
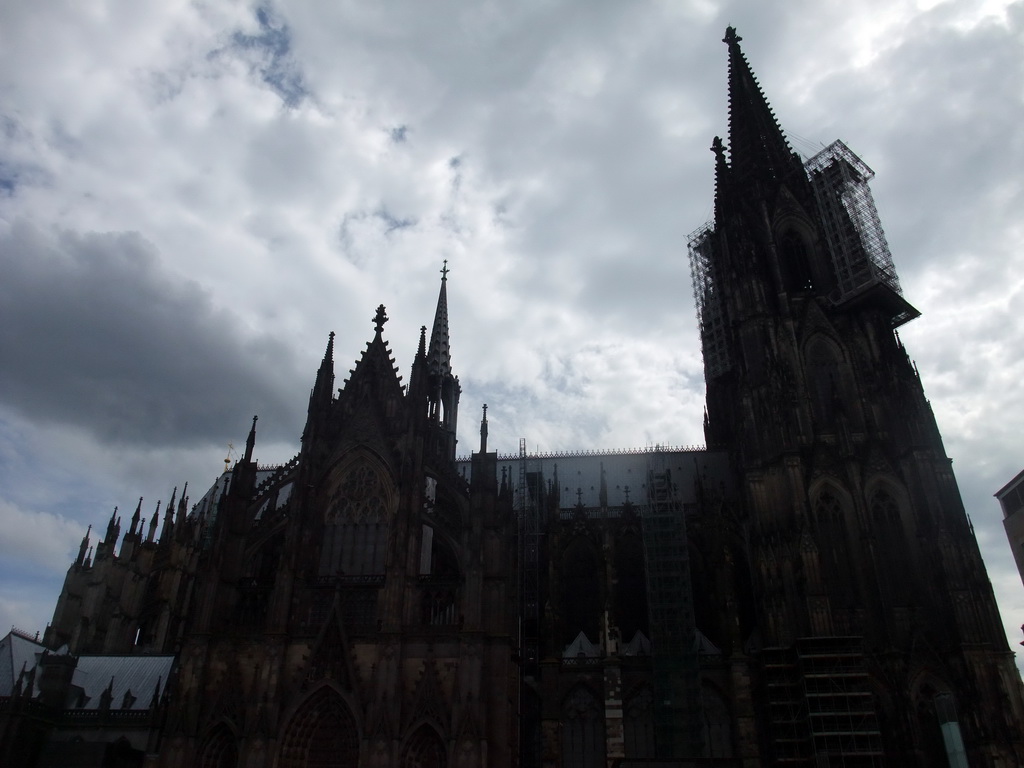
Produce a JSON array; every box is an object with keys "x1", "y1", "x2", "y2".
[
  {"x1": 76, "y1": 525, "x2": 92, "y2": 567},
  {"x1": 311, "y1": 332, "x2": 335, "y2": 407},
  {"x1": 479, "y1": 404, "x2": 488, "y2": 454},
  {"x1": 104, "y1": 507, "x2": 119, "y2": 545},
  {"x1": 175, "y1": 484, "x2": 189, "y2": 543},
  {"x1": 160, "y1": 488, "x2": 177, "y2": 545},
  {"x1": 129, "y1": 498, "x2": 143, "y2": 537},
  {"x1": 147, "y1": 502, "x2": 160, "y2": 543},
  {"x1": 303, "y1": 332, "x2": 336, "y2": 446},
  {"x1": 723, "y1": 27, "x2": 803, "y2": 189},
  {"x1": 243, "y1": 415, "x2": 258, "y2": 464},
  {"x1": 427, "y1": 260, "x2": 452, "y2": 379}
]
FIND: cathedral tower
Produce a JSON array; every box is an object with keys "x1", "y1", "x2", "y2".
[{"x1": 689, "y1": 27, "x2": 1024, "y2": 765}]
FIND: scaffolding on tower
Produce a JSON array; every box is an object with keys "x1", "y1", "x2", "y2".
[
  {"x1": 805, "y1": 140, "x2": 919, "y2": 327},
  {"x1": 517, "y1": 438, "x2": 542, "y2": 768},
  {"x1": 640, "y1": 451, "x2": 703, "y2": 758},
  {"x1": 688, "y1": 222, "x2": 732, "y2": 379}
]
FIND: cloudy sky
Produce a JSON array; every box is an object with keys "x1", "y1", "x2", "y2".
[{"x1": 1, "y1": 0, "x2": 1022, "y2": 661}]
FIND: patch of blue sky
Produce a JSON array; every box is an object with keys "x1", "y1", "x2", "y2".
[{"x1": 231, "y1": 6, "x2": 309, "y2": 108}]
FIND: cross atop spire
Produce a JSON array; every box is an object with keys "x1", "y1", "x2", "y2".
[{"x1": 427, "y1": 265, "x2": 451, "y2": 377}]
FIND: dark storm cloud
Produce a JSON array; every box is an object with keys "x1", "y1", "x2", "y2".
[{"x1": 0, "y1": 222, "x2": 305, "y2": 446}]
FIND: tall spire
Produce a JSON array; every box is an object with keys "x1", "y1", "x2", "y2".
[
  {"x1": 129, "y1": 497, "x2": 143, "y2": 536},
  {"x1": 160, "y1": 488, "x2": 177, "y2": 544},
  {"x1": 479, "y1": 404, "x2": 488, "y2": 453},
  {"x1": 723, "y1": 26, "x2": 802, "y2": 188},
  {"x1": 304, "y1": 333, "x2": 336, "y2": 445},
  {"x1": 243, "y1": 415, "x2": 258, "y2": 463},
  {"x1": 146, "y1": 502, "x2": 160, "y2": 543},
  {"x1": 104, "y1": 507, "x2": 119, "y2": 545},
  {"x1": 427, "y1": 260, "x2": 452, "y2": 377},
  {"x1": 76, "y1": 525, "x2": 92, "y2": 567},
  {"x1": 312, "y1": 332, "x2": 335, "y2": 404}
]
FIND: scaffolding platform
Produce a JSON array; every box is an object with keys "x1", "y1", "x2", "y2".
[{"x1": 764, "y1": 637, "x2": 884, "y2": 767}]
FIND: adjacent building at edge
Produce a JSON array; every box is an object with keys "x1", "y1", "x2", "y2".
[{"x1": 3, "y1": 28, "x2": 1023, "y2": 768}]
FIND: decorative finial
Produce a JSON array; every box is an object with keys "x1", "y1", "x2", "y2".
[
  {"x1": 373, "y1": 304, "x2": 389, "y2": 334},
  {"x1": 723, "y1": 26, "x2": 741, "y2": 45},
  {"x1": 711, "y1": 136, "x2": 725, "y2": 158},
  {"x1": 440, "y1": 259, "x2": 449, "y2": 280}
]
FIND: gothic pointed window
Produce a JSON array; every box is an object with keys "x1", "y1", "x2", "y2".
[
  {"x1": 198, "y1": 724, "x2": 237, "y2": 768},
  {"x1": 279, "y1": 688, "x2": 359, "y2": 768},
  {"x1": 780, "y1": 230, "x2": 814, "y2": 292},
  {"x1": 403, "y1": 724, "x2": 447, "y2": 768},
  {"x1": 561, "y1": 686, "x2": 605, "y2": 768},
  {"x1": 420, "y1": 529, "x2": 460, "y2": 625},
  {"x1": 623, "y1": 686, "x2": 655, "y2": 758},
  {"x1": 813, "y1": 490, "x2": 858, "y2": 608},
  {"x1": 319, "y1": 461, "x2": 390, "y2": 578},
  {"x1": 869, "y1": 489, "x2": 911, "y2": 605},
  {"x1": 613, "y1": 533, "x2": 648, "y2": 642},
  {"x1": 806, "y1": 339, "x2": 842, "y2": 427},
  {"x1": 702, "y1": 683, "x2": 734, "y2": 758},
  {"x1": 561, "y1": 539, "x2": 601, "y2": 646}
]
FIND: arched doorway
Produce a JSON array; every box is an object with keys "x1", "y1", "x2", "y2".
[{"x1": 279, "y1": 687, "x2": 359, "y2": 768}]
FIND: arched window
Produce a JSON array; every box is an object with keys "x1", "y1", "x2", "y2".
[
  {"x1": 279, "y1": 688, "x2": 359, "y2": 768},
  {"x1": 561, "y1": 686, "x2": 605, "y2": 768},
  {"x1": 420, "y1": 528, "x2": 460, "y2": 626},
  {"x1": 403, "y1": 725, "x2": 447, "y2": 768},
  {"x1": 199, "y1": 724, "x2": 237, "y2": 768},
  {"x1": 319, "y1": 461, "x2": 390, "y2": 577},
  {"x1": 806, "y1": 340, "x2": 842, "y2": 427},
  {"x1": 613, "y1": 533, "x2": 648, "y2": 642},
  {"x1": 869, "y1": 490, "x2": 911, "y2": 605},
  {"x1": 623, "y1": 686, "x2": 655, "y2": 758},
  {"x1": 813, "y1": 491, "x2": 858, "y2": 608},
  {"x1": 780, "y1": 230, "x2": 814, "y2": 292},
  {"x1": 561, "y1": 539, "x2": 602, "y2": 646},
  {"x1": 701, "y1": 684, "x2": 734, "y2": 758}
]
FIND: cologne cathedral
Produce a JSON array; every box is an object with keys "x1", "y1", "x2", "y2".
[{"x1": 2, "y1": 28, "x2": 1023, "y2": 768}]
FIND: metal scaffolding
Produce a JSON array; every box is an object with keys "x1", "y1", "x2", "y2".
[
  {"x1": 687, "y1": 222, "x2": 732, "y2": 380},
  {"x1": 765, "y1": 637, "x2": 884, "y2": 766},
  {"x1": 804, "y1": 141, "x2": 907, "y2": 311},
  {"x1": 517, "y1": 438, "x2": 542, "y2": 768},
  {"x1": 641, "y1": 453, "x2": 703, "y2": 757}
]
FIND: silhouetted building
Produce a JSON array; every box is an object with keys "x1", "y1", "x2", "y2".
[
  {"x1": 996, "y1": 470, "x2": 1024, "y2": 590},
  {"x1": 3, "y1": 27, "x2": 1023, "y2": 768}
]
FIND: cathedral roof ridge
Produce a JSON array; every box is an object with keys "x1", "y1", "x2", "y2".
[{"x1": 458, "y1": 444, "x2": 707, "y2": 462}]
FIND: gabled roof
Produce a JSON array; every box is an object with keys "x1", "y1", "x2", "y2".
[
  {"x1": 0, "y1": 629, "x2": 48, "y2": 697},
  {"x1": 70, "y1": 655, "x2": 174, "y2": 710}
]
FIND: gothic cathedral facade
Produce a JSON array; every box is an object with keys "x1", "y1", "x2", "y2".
[{"x1": 4, "y1": 27, "x2": 1024, "y2": 768}]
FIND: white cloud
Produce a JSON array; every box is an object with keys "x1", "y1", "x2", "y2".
[{"x1": 0, "y1": 0, "x2": 1022, "y2": 669}]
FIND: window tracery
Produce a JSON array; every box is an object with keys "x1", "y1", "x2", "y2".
[
  {"x1": 403, "y1": 725, "x2": 447, "y2": 768},
  {"x1": 319, "y1": 460, "x2": 391, "y2": 578},
  {"x1": 561, "y1": 686, "x2": 605, "y2": 768},
  {"x1": 279, "y1": 688, "x2": 359, "y2": 768},
  {"x1": 813, "y1": 490, "x2": 857, "y2": 608}
]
